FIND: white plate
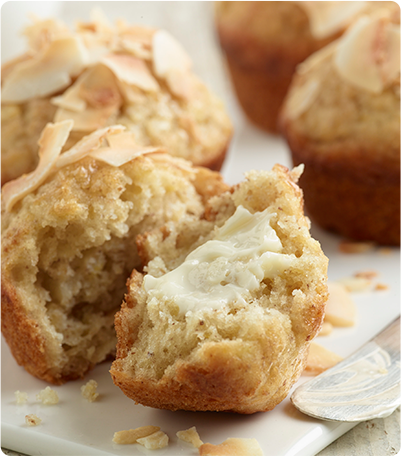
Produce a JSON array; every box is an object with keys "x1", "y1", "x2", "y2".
[{"x1": 2, "y1": 3, "x2": 400, "y2": 456}]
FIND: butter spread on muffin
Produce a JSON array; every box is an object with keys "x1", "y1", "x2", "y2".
[{"x1": 111, "y1": 165, "x2": 328, "y2": 414}]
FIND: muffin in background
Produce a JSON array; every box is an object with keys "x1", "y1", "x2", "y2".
[
  {"x1": 1, "y1": 11, "x2": 233, "y2": 185},
  {"x1": 215, "y1": 1, "x2": 399, "y2": 133},
  {"x1": 280, "y1": 12, "x2": 400, "y2": 245}
]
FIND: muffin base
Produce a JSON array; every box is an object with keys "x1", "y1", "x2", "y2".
[
  {"x1": 225, "y1": 56, "x2": 292, "y2": 133},
  {"x1": 289, "y1": 146, "x2": 400, "y2": 246}
]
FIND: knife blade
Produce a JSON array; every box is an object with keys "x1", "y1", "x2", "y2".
[{"x1": 291, "y1": 316, "x2": 400, "y2": 422}]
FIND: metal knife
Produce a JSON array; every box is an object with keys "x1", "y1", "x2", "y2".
[{"x1": 291, "y1": 316, "x2": 400, "y2": 422}]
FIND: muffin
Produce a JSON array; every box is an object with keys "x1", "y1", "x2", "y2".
[
  {"x1": 215, "y1": 1, "x2": 398, "y2": 133},
  {"x1": 1, "y1": 11, "x2": 233, "y2": 185},
  {"x1": 1, "y1": 120, "x2": 229, "y2": 384},
  {"x1": 280, "y1": 12, "x2": 400, "y2": 245},
  {"x1": 110, "y1": 164, "x2": 329, "y2": 414}
]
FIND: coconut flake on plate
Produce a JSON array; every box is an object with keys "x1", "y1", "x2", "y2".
[
  {"x1": 199, "y1": 438, "x2": 263, "y2": 456},
  {"x1": 2, "y1": 120, "x2": 74, "y2": 212},
  {"x1": 1, "y1": 36, "x2": 88, "y2": 103},
  {"x1": 300, "y1": 1, "x2": 367, "y2": 40},
  {"x1": 304, "y1": 343, "x2": 343, "y2": 376},
  {"x1": 325, "y1": 282, "x2": 357, "y2": 327}
]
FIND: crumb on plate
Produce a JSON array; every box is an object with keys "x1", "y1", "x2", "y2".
[
  {"x1": 36, "y1": 386, "x2": 59, "y2": 405},
  {"x1": 25, "y1": 414, "x2": 41, "y2": 426},
  {"x1": 339, "y1": 241, "x2": 375, "y2": 254},
  {"x1": 374, "y1": 283, "x2": 389, "y2": 291},
  {"x1": 336, "y1": 276, "x2": 371, "y2": 292},
  {"x1": 137, "y1": 430, "x2": 169, "y2": 450},
  {"x1": 177, "y1": 426, "x2": 203, "y2": 448},
  {"x1": 81, "y1": 379, "x2": 99, "y2": 402},
  {"x1": 14, "y1": 390, "x2": 28, "y2": 405},
  {"x1": 198, "y1": 437, "x2": 263, "y2": 456},
  {"x1": 113, "y1": 425, "x2": 161, "y2": 444}
]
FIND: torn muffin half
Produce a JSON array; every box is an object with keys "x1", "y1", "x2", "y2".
[{"x1": 111, "y1": 164, "x2": 328, "y2": 414}]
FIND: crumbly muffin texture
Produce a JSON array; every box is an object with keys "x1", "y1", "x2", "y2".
[
  {"x1": 111, "y1": 165, "x2": 328, "y2": 414},
  {"x1": 1, "y1": 125, "x2": 228, "y2": 384},
  {"x1": 1, "y1": 12, "x2": 232, "y2": 184}
]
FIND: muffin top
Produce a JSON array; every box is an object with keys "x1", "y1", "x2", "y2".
[
  {"x1": 280, "y1": 12, "x2": 400, "y2": 165},
  {"x1": 1, "y1": 10, "x2": 232, "y2": 171}
]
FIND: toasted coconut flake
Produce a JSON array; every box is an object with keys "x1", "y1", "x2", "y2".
[
  {"x1": 52, "y1": 62, "x2": 122, "y2": 115},
  {"x1": 89, "y1": 6, "x2": 114, "y2": 30},
  {"x1": 334, "y1": 17, "x2": 380, "y2": 91},
  {"x1": 1, "y1": 53, "x2": 33, "y2": 83},
  {"x1": 318, "y1": 321, "x2": 333, "y2": 336},
  {"x1": 55, "y1": 106, "x2": 118, "y2": 132},
  {"x1": 337, "y1": 276, "x2": 371, "y2": 292},
  {"x1": 176, "y1": 426, "x2": 203, "y2": 449},
  {"x1": 300, "y1": 1, "x2": 367, "y2": 39},
  {"x1": 1, "y1": 37, "x2": 88, "y2": 103},
  {"x1": 334, "y1": 14, "x2": 400, "y2": 93},
  {"x1": 375, "y1": 283, "x2": 389, "y2": 291},
  {"x1": 137, "y1": 430, "x2": 169, "y2": 450},
  {"x1": 199, "y1": 438, "x2": 263, "y2": 456},
  {"x1": 90, "y1": 145, "x2": 162, "y2": 167},
  {"x1": 101, "y1": 53, "x2": 159, "y2": 91},
  {"x1": 113, "y1": 426, "x2": 160, "y2": 444},
  {"x1": 304, "y1": 343, "x2": 343, "y2": 376},
  {"x1": 354, "y1": 270, "x2": 378, "y2": 280},
  {"x1": 54, "y1": 65, "x2": 122, "y2": 131},
  {"x1": 152, "y1": 29, "x2": 192, "y2": 78},
  {"x1": 165, "y1": 68, "x2": 196, "y2": 100},
  {"x1": 78, "y1": 64, "x2": 122, "y2": 109},
  {"x1": 23, "y1": 16, "x2": 70, "y2": 53},
  {"x1": 2, "y1": 120, "x2": 73, "y2": 212},
  {"x1": 25, "y1": 414, "x2": 42, "y2": 426},
  {"x1": 51, "y1": 87, "x2": 86, "y2": 113},
  {"x1": 120, "y1": 37, "x2": 153, "y2": 60},
  {"x1": 149, "y1": 153, "x2": 197, "y2": 174},
  {"x1": 105, "y1": 131, "x2": 137, "y2": 148},
  {"x1": 325, "y1": 282, "x2": 357, "y2": 327},
  {"x1": 339, "y1": 240, "x2": 375, "y2": 254},
  {"x1": 285, "y1": 78, "x2": 320, "y2": 119},
  {"x1": 55, "y1": 124, "x2": 125, "y2": 169}
]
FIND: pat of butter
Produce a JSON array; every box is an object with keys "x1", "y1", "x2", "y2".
[{"x1": 143, "y1": 205, "x2": 295, "y2": 315}]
